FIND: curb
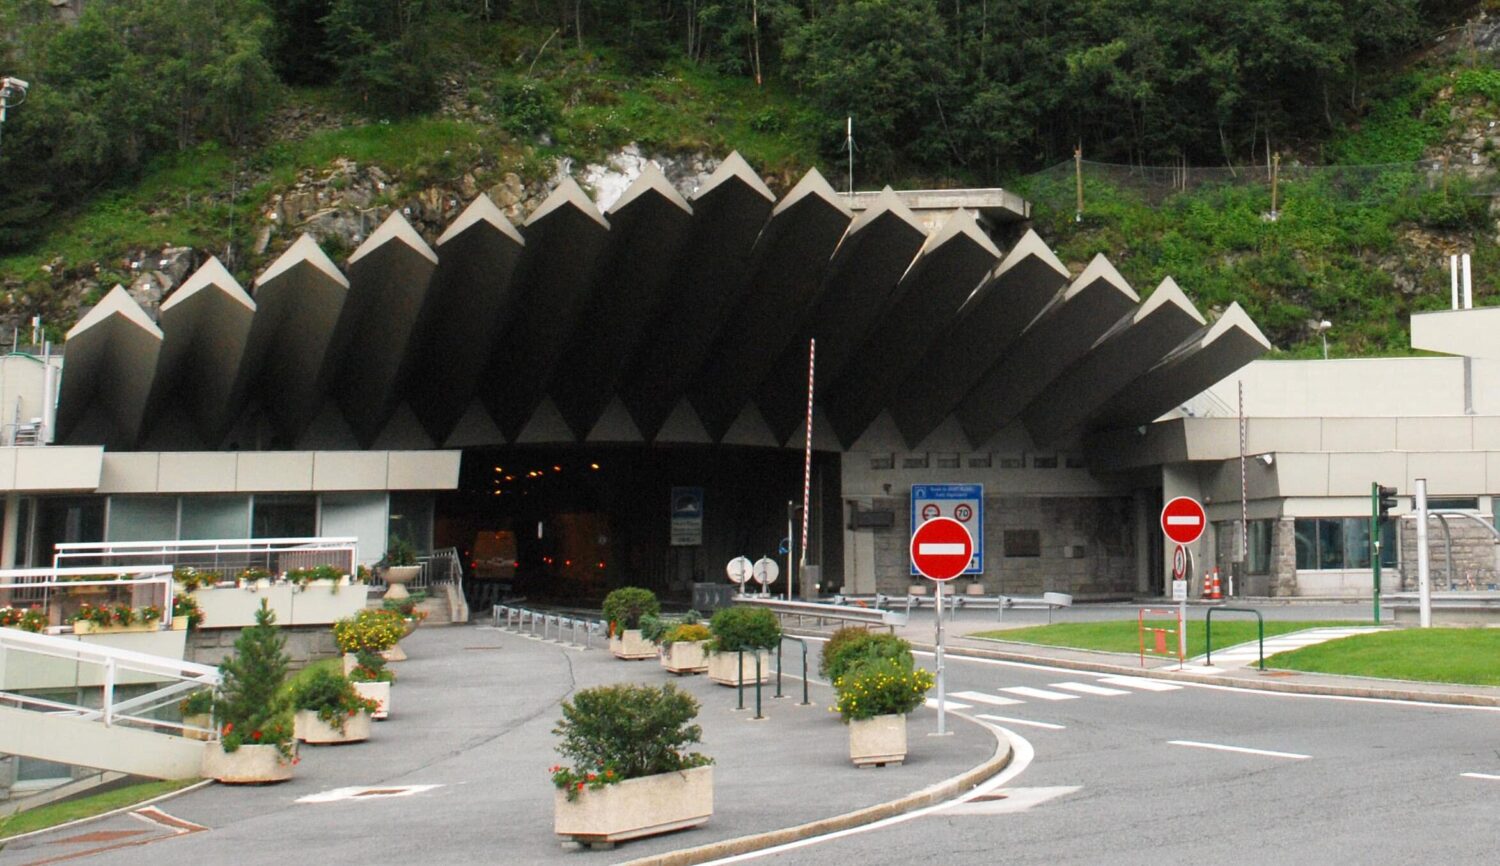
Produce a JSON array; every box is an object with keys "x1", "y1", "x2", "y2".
[
  {"x1": 617, "y1": 712, "x2": 1013, "y2": 866},
  {"x1": 918, "y1": 638, "x2": 1500, "y2": 708},
  {"x1": 0, "y1": 779, "x2": 213, "y2": 846}
]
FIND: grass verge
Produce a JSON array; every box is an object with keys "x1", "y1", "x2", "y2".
[
  {"x1": 0, "y1": 778, "x2": 198, "y2": 841},
  {"x1": 1264, "y1": 628, "x2": 1500, "y2": 686},
  {"x1": 969, "y1": 619, "x2": 1363, "y2": 659}
]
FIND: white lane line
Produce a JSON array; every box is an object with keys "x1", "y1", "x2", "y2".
[
  {"x1": 925, "y1": 698, "x2": 972, "y2": 710},
  {"x1": 976, "y1": 713, "x2": 1065, "y2": 730},
  {"x1": 1000, "y1": 686, "x2": 1078, "y2": 701},
  {"x1": 1461, "y1": 772, "x2": 1500, "y2": 781},
  {"x1": 701, "y1": 724, "x2": 1036, "y2": 863},
  {"x1": 1169, "y1": 740, "x2": 1310, "y2": 760},
  {"x1": 1051, "y1": 681, "x2": 1130, "y2": 697},
  {"x1": 951, "y1": 690, "x2": 1025, "y2": 706},
  {"x1": 1097, "y1": 675, "x2": 1181, "y2": 692}
]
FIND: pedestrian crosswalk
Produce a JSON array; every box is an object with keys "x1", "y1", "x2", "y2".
[{"x1": 926, "y1": 675, "x2": 1181, "y2": 711}]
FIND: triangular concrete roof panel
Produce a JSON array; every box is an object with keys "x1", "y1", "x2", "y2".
[
  {"x1": 846, "y1": 186, "x2": 922, "y2": 238},
  {"x1": 67, "y1": 285, "x2": 163, "y2": 341},
  {"x1": 695, "y1": 151, "x2": 775, "y2": 203},
  {"x1": 160, "y1": 256, "x2": 254, "y2": 315},
  {"x1": 609, "y1": 163, "x2": 692, "y2": 216},
  {"x1": 349, "y1": 211, "x2": 438, "y2": 266},
  {"x1": 772, "y1": 166, "x2": 852, "y2": 219},
  {"x1": 254, "y1": 234, "x2": 349, "y2": 290},
  {"x1": 528, "y1": 176, "x2": 609, "y2": 229},
  {"x1": 437, "y1": 193, "x2": 524, "y2": 247}
]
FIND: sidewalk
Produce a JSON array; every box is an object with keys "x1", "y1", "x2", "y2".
[
  {"x1": 0, "y1": 624, "x2": 1003, "y2": 866},
  {"x1": 867, "y1": 607, "x2": 1500, "y2": 708}
]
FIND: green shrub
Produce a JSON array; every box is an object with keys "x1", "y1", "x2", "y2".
[
  {"x1": 662, "y1": 622, "x2": 711, "y2": 646},
  {"x1": 638, "y1": 612, "x2": 668, "y2": 643},
  {"x1": 348, "y1": 648, "x2": 395, "y2": 684},
  {"x1": 707, "y1": 606, "x2": 781, "y2": 653},
  {"x1": 832, "y1": 657, "x2": 934, "y2": 722},
  {"x1": 288, "y1": 667, "x2": 378, "y2": 734},
  {"x1": 551, "y1": 683, "x2": 712, "y2": 800},
  {"x1": 821, "y1": 632, "x2": 915, "y2": 684},
  {"x1": 496, "y1": 80, "x2": 560, "y2": 137},
  {"x1": 602, "y1": 587, "x2": 660, "y2": 631},
  {"x1": 214, "y1": 601, "x2": 294, "y2": 758},
  {"x1": 179, "y1": 689, "x2": 214, "y2": 717},
  {"x1": 332, "y1": 609, "x2": 404, "y2": 653},
  {"x1": 820, "y1": 627, "x2": 874, "y2": 677}
]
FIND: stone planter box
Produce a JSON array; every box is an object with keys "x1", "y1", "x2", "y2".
[
  {"x1": 609, "y1": 629, "x2": 657, "y2": 660},
  {"x1": 554, "y1": 765, "x2": 712, "y2": 847},
  {"x1": 190, "y1": 584, "x2": 368, "y2": 629},
  {"x1": 72, "y1": 619, "x2": 161, "y2": 635},
  {"x1": 706, "y1": 649, "x2": 770, "y2": 686},
  {"x1": 352, "y1": 680, "x2": 390, "y2": 720},
  {"x1": 294, "y1": 708, "x2": 372, "y2": 744},
  {"x1": 382, "y1": 565, "x2": 421, "y2": 600},
  {"x1": 660, "y1": 640, "x2": 708, "y2": 674},
  {"x1": 201, "y1": 743, "x2": 295, "y2": 784},
  {"x1": 849, "y1": 714, "x2": 907, "y2": 767}
]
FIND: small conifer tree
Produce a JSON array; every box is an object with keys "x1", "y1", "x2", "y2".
[{"x1": 214, "y1": 600, "x2": 294, "y2": 758}]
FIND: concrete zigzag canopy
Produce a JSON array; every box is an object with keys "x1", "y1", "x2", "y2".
[{"x1": 54, "y1": 154, "x2": 1272, "y2": 453}]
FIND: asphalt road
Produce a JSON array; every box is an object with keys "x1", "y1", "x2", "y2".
[{"x1": 713, "y1": 641, "x2": 1500, "y2": 865}]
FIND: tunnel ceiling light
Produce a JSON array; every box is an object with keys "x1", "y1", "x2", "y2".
[
  {"x1": 553, "y1": 465, "x2": 562, "y2": 472},
  {"x1": 590, "y1": 463, "x2": 600, "y2": 470}
]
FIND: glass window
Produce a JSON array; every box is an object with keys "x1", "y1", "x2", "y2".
[
  {"x1": 935, "y1": 453, "x2": 960, "y2": 469},
  {"x1": 1032, "y1": 455, "x2": 1058, "y2": 469},
  {"x1": 1379, "y1": 517, "x2": 1398, "y2": 567},
  {"x1": 1342, "y1": 518, "x2": 1371, "y2": 569},
  {"x1": 1428, "y1": 497, "x2": 1478, "y2": 511},
  {"x1": 35, "y1": 497, "x2": 105, "y2": 566},
  {"x1": 1294, "y1": 519, "x2": 1318, "y2": 569},
  {"x1": 1004, "y1": 529, "x2": 1041, "y2": 557},
  {"x1": 1316, "y1": 519, "x2": 1343, "y2": 569},
  {"x1": 251, "y1": 494, "x2": 316, "y2": 539},
  {"x1": 967, "y1": 454, "x2": 992, "y2": 468},
  {"x1": 1295, "y1": 517, "x2": 1385, "y2": 570},
  {"x1": 901, "y1": 455, "x2": 929, "y2": 469},
  {"x1": 388, "y1": 493, "x2": 434, "y2": 554},
  {"x1": 998, "y1": 456, "x2": 1025, "y2": 469},
  {"x1": 870, "y1": 454, "x2": 894, "y2": 470},
  {"x1": 180, "y1": 496, "x2": 250, "y2": 540},
  {"x1": 107, "y1": 496, "x2": 178, "y2": 542},
  {"x1": 1247, "y1": 519, "x2": 1272, "y2": 575}
]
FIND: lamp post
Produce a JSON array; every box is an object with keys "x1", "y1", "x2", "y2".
[
  {"x1": 0, "y1": 77, "x2": 29, "y2": 160},
  {"x1": 1315, "y1": 319, "x2": 1331, "y2": 360}
]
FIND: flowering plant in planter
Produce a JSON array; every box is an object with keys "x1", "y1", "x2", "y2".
[
  {"x1": 67, "y1": 603, "x2": 113, "y2": 627},
  {"x1": 214, "y1": 601, "x2": 296, "y2": 760},
  {"x1": 831, "y1": 657, "x2": 934, "y2": 722},
  {"x1": 551, "y1": 683, "x2": 711, "y2": 802},
  {"x1": 601, "y1": 587, "x2": 660, "y2": 633},
  {"x1": 820, "y1": 629, "x2": 915, "y2": 683},
  {"x1": 109, "y1": 604, "x2": 136, "y2": 626},
  {"x1": 138, "y1": 604, "x2": 163, "y2": 624},
  {"x1": 173, "y1": 593, "x2": 205, "y2": 628},
  {"x1": 347, "y1": 649, "x2": 395, "y2": 684},
  {"x1": 332, "y1": 609, "x2": 404, "y2": 654},
  {"x1": 174, "y1": 567, "x2": 209, "y2": 592},
  {"x1": 286, "y1": 565, "x2": 345, "y2": 590},
  {"x1": 288, "y1": 667, "x2": 379, "y2": 734},
  {"x1": 0, "y1": 606, "x2": 46, "y2": 632},
  {"x1": 179, "y1": 689, "x2": 215, "y2": 717}
]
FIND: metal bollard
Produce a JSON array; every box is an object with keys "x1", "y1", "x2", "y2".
[
  {"x1": 754, "y1": 652, "x2": 764, "y2": 720},
  {"x1": 736, "y1": 650, "x2": 745, "y2": 711},
  {"x1": 775, "y1": 641, "x2": 784, "y2": 698}
]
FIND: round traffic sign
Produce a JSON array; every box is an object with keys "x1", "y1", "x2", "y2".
[
  {"x1": 1172, "y1": 544, "x2": 1187, "y2": 579},
  {"x1": 726, "y1": 556, "x2": 753, "y2": 585},
  {"x1": 910, "y1": 517, "x2": 974, "y2": 581},
  {"x1": 1161, "y1": 496, "x2": 1207, "y2": 545},
  {"x1": 954, "y1": 503, "x2": 973, "y2": 522},
  {"x1": 752, "y1": 557, "x2": 779, "y2": 586},
  {"x1": 920, "y1": 503, "x2": 941, "y2": 521}
]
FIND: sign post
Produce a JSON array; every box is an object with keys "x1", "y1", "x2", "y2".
[
  {"x1": 910, "y1": 517, "x2": 974, "y2": 736},
  {"x1": 1161, "y1": 497, "x2": 1206, "y2": 667}
]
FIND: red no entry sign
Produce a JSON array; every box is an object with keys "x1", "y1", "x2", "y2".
[
  {"x1": 910, "y1": 517, "x2": 974, "y2": 581},
  {"x1": 1160, "y1": 496, "x2": 1207, "y2": 545}
]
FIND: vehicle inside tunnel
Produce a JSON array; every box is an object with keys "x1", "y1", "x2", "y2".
[{"x1": 436, "y1": 444, "x2": 841, "y2": 606}]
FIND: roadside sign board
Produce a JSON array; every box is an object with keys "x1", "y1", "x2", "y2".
[
  {"x1": 910, "y1": 518, "x2": 975, "y2": 581},
  {"x1": 1160, "y1": 496, "x2": 1207, "y2": 545},
  {"x1": 910, "y1": 484, "x2": 983, "y2": 575},
  {"x1": 1171, "y1": 579, "x2": 1188, "y2": 602},
  {"x1": 670, "y1": 487, "x2": 704, "y2": 546}
]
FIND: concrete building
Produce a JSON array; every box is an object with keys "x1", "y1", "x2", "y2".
[{"x1": 0, "y1": 156, "x2": 1305, "y2": 605}]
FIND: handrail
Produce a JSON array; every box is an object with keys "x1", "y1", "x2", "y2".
[
  {"x1": 775, "y1": 636, "x2": 813, "y2": 706},
  {"x1": 1205, "y1": 607, "x2": 1265, "y2": 670},
  {"x1": 1, "y1": 568, "x2": 177, "y2": 629},
  {"x1": 734, "y1": 596, "x2": 908, "y2": 630}
]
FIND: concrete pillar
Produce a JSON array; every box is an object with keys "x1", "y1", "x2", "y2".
[
  {"x1": 1133, "y1": 489, "x2": 1152, "y2": 595},
  {"x1": 2, "y1": 493, "x2": 20, "y2": 569},
  {"x1": 1162, "y1": 464, "x2": 1206, "y2": 598}
]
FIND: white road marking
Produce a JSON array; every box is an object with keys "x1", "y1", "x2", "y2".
[
  {"x1": 701, "y1": 724, "x2": 1036, "y2": 863},
  {"x1": 976, "y1": 713, "x2": 1066, "y2": 730},
  {"x1": 1169, "y1": 740, "x2": 1310, "y2": 760},
  {"x1": 940, "y1": 786, "x2": 1081, "y2": 815},
  {"x1": 924, "y1": 698, "x2": 972, "y2": 710},
  {"x1": 296, "y1": 784, "x2": 443, "y2": 803},
  {"x1": 1461, "y1": 772, "x2": 1500, "y2": 781},
  {"x1": 918, "y1": 543, "x2": 967, "y2": 555},
  {"x1": 950, "y1": 690, "x2": 1024, "y2": 706},
  {"x1": 1097, "y1": 675, "x2": 1181, "y2": 692},
  {"x1": 130, "y1": 806, "x2": 207, "y2": 834},
  {"x1": 1051, "y1": 681, "x2": 1130, "y2": 697},
  {"x1": 1000, "y1": 686, "x2": 1079, "y2": 701}
]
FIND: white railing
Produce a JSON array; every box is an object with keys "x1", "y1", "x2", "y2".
[
  {"x1": 0, "y1": 627, "x2": 219, "y2": 737},
  {"x1": 0, "y1": 567, "x2": 175, "y2": 629},
  {"x1": 367, "y1": 547, "x2": 463, "y2": 592},
  {"x1": 53, "y1": 537, "x2": 358, "y2": 583}
]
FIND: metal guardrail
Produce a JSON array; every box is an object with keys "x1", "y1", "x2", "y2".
[
  {"x1": 733, "y1": 596, "x2": 908, "y2": 632},
  {"x1": 53, "y1": 537, "x2": 357, "y2": 585},
  {"x1": 0, "y1": 627, "x2": 220, "y2": 737},
  {"x1": 492, "y1": 604, "x2": 607, "y2": 649}
]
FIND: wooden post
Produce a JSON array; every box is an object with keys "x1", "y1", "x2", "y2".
[
  {"x1": 1074, "y1": 146, "x2": 1084, "y2": 222},
  {"x1": 1270, "y1": 152, "x2": 1281, "y2": 220}
]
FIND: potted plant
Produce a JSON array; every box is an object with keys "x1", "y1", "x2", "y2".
[
  {"x1": 347, "y1": 649, "x2": 395, "y2": 720},
  {"x1": 1, "y1": 605, "x2": 47, "y2": 633},
  {"x1": 659, "y1": 621, "x2": 711, "y2": 675},
  {"x1": 202, "y1": 601, "x2": 298, "y2": 783},
  {"x1": 290, "y1": 666, "x2": 378, "y2": 745},
  {"x1": 832, "y1": 655, "x2": 934, "y2": 768},
  {"x1": 820, "y1": 629, "x2": 915, "y2": 684},
  {"x1": 179, "y1": 689, "x2": 215, "y2": 741},
  {"x1": 602, "y1": 587, "x2": 660, "y2": 660},
  {"x1": 380, "y1": 536, "x2": 421, "y2": 600},
  {"x1": 173, "y1": 592, "x2": 204, "y2": 630},
  {"x1": 333, "y1": 608, "x2": 405, "y2": 670},
  {"x1": 705, "y1": 606, "x2": 780, "y2": 686},
  {"x1": 238, "y1": 567, "x2": 272, "y2": 591},
  {"x1": 552, "y1": 683, "x2": 714, "y2": 848}
]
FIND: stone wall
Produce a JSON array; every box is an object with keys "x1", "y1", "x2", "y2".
[
  {"x1": 187, "y1": 625, "x2": 341, "y2": 668},
  {"x1": 1397, "y1": 515, "x2": 1500, "y2": 590},
  {"x1": 865, "y1": 494, "x2": 1136, "y2": 598}
]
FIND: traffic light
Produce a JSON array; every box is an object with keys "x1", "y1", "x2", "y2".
[{"x1": 1377, "y1": 485, "x2": 1398, "y2": 519}]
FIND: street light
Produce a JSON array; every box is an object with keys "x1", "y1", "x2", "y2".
[{"x1": 1315, "y1": 319, "x2": 1331, "y2": 360}]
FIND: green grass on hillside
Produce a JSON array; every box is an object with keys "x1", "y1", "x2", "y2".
[
  {"x1": 0, "y1": 778, "x2": 197, "y2": 841},
  {"x1": 970, "y1": 620, "x2": 1363, "y2": 659},
  {"x1": 1265, "y1": 627, "x2": 1500, "y2": 686}
]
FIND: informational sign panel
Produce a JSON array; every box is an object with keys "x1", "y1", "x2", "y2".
[
  {"x1": 910, "y1": 518, "x2": 975, "y2": 581},
  {"x1": 670, "y1": 487, "x2": 704, "y2": 546},
  {"x1": 910, "y1": 484, "x2": 983, "y2": 575},
  {"x1": 1171, "y1": 579, "x2": 1188, "y2": 602}
]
